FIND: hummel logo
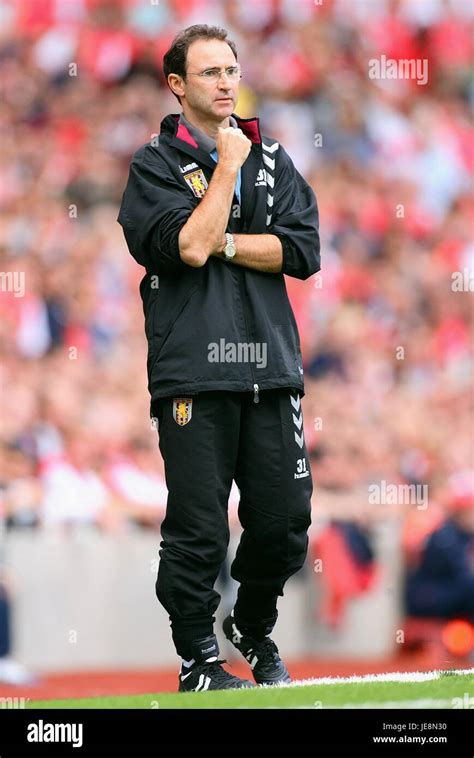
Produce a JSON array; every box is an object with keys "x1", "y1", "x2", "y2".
[
  {"x1": 254, "y1": 168, "x2": 266, "y2": 187},
  {"x1": 180, "y1": 162, "x2": 199, "y2": 173}
]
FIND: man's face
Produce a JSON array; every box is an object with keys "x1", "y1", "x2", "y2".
[{"x1": 174, "y1": 39, "x2": 239, "y2": 120}]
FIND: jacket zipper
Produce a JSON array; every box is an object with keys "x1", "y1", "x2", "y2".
[{"x1": 237, "y1": 270, "x2": 259, "y2": 403}]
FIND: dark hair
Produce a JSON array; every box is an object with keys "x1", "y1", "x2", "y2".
[{"x1": 163, "y1": 24, "x2": 238, "y2": 102}]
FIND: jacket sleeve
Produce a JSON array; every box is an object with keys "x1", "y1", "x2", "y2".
[
  {"x1": 117, "y1": 146, "x2": 195, "y2": 271},
  {"x1": 268, "y1": 145, "x2": 320, "y2": 281}
]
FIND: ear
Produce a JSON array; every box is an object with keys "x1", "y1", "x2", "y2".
[{"x1": 168, "y1": 74, "x2": 185, "y2": 99}]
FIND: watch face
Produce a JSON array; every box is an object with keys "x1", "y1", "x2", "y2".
[{"x1": 225, "y1": 234, "x2": 236, "y2": 259}]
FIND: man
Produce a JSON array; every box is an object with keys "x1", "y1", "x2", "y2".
[
  {"x1": 118, "y1": 24, "x2": 320, "y2": 692},
  {"x1": 405, "y1": 474, "x2": 474, "y2": 622}
]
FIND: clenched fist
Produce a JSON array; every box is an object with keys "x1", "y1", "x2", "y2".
[{"x1": 216, "y1": 126, "x2": 252, "y2": 172}]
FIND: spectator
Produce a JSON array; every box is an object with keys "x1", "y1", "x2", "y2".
[{"x1": 405, "y1": 471, "x2": 474, "y2": 621}]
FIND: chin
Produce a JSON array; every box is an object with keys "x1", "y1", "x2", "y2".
[{"x1": 213, "y1": 100, "x2": 234, "y2": 116}]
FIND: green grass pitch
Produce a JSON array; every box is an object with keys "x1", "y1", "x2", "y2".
[{"x1": 25, "y1": 669, "x2": 473, "y2": 709}]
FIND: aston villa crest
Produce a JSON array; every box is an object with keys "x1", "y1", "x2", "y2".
[
  {"x1": 183, "y1": 169, "x2": 208, "y2": 198},
  {"x1": 172, "y1": 397, "x2": 193, "y2": 426}
]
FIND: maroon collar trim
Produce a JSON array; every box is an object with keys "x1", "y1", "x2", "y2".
[
  {"x1": 234, "y1": 115, "x2": 261, "y2": 144},
  {"x1": 175, "y1": 121, "x2": 199, "y2": 149}
]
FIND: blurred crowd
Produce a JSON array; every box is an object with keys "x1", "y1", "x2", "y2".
[{"x1": 0, "y1": 0, "x2": 473, "y2": 649}]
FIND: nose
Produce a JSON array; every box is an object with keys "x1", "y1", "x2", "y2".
[{"x1": 217, "y1": 82, "x2": 232, "y2": 95}]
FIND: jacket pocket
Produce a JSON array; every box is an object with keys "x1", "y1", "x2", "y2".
[
  {"x1": 274, "y1": 323, "x2": 302, "y2": 375},
  {"x1": 152, "y1": 281, "x2": 200, "y2": 360}
]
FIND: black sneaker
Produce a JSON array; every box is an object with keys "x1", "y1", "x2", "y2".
[
  {"x1": 223, "y1": 613, "x2": 291, "y2": 686},
  {"x1": 178, "y1": 634, "x2": 255, "y2": 692}
]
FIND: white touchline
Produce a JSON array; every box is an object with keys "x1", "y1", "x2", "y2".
[{"x1": 259, "y1": 667, "x2": 474, "y2": 689}]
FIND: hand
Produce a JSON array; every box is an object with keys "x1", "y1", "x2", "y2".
[
  {"x1": 216, "y1": 126, "x2": 251, "y2": 172},
  {"x1": 209, "y1": 235, "x2": 227, "y2": 258},
  {"x1": 214, "y1": 234, "x2": 227, "y2": 254}
]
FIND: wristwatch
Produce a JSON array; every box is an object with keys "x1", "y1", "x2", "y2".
[{"x1": 223, "y1": 232, "x2": 236, "y2": 262}]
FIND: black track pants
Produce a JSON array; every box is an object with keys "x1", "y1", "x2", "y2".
[{"x1": 153, "y1": 388, "x2": 313, "y2": 659}]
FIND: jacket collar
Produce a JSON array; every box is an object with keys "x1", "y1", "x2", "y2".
[
  {"x1": 161, "y1": 113, "x2": 262, "y2": 167},
  {"x1": 178, "y1": 113, "x2": 240, "y2": 153}
]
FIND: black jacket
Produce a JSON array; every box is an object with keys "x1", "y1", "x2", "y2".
[
  {"x1": 117, "y1": 113, "x2": 320, "y2": 411},
  {"x1": 405, "y1": 519, "x2": 474, "y2": 618}
]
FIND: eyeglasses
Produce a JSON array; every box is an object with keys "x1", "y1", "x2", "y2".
[{"x1": 186, "y1": 65, "x2": 242, "y2": 82}]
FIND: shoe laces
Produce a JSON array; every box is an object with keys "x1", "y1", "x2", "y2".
[
  {"x1": 197, "y1": 658, "x2": 236, "y2": 684},
  {"x1": 251, "y1": 637, "x2": 281, "y2": 667}
]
